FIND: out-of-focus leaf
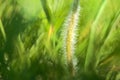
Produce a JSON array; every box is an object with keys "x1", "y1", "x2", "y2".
[{"x1": 0, "y1": 19, "x2": 6, "y2": 40}]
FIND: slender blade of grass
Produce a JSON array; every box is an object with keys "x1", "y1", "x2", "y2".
[
  {"x1": 84, "y1": 0, "x2": 107, "y2": 72},
  {"x1": 0, "y1": 19, "x2": 6, "y2": 41}
]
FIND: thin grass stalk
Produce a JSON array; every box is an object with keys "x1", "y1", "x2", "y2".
[
  {"x1": 0, "y1": 18, "x2": 6, "y2": 41},
  {"x1": 40, "y1": 0, "x2": 54, "y2": 40},
  {"x1": 41, "y1": 0, "x2": 52, "y2": 23}
]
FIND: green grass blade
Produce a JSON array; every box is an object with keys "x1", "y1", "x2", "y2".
[
  {"x1": 84, "y1": 0, "x2": 107, "y2": 72},
  {"x1": 0, "y1": 19, "x2": 6, "y2": 41},
  {"x1": 96, "y1": 10, "x2": 120, "y2": 67},
  {"x1": 41, "y1": 0, "x2": 52, "y2": 24}
]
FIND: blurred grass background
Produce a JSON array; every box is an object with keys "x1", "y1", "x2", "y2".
[{"x1": 0, "y1": 0, "x2": 120, "y2": 80}]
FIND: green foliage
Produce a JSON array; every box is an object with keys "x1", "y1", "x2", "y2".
[{"x1": 0, "y1": 0, "x2": 120, "y2": 80}]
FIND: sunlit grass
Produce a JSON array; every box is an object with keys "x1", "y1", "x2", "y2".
[{"x1": 0, "y1": 0, "x2": 120, "y2": 80}]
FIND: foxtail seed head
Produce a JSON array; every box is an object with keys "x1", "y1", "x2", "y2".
[{"x1": 62, "y1": 3, "x2": 80, "y2": 75}]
